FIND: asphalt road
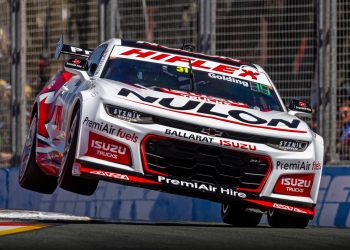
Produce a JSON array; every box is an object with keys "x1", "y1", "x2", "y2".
[{"x1": 0, "y1": 221, "x2": 349, "y2": 250}]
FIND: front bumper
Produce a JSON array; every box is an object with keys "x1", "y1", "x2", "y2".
[
  {"x1": 75, "y1": 102, "x2": 322, "y2": 219},
  {"x1": 73, "y1": 159, "x2": 316, "y2": 219}
]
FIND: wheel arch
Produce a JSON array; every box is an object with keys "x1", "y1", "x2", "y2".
[
  {"x1": 64, "y1": 97, "x2": 83, "y2": 161},
  {"x1": 69, "y1": 98, "x2": 82, "y2": 127}
]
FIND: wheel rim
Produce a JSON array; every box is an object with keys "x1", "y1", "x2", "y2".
[
  {"x1": 268, "y1": 209, "x2": 274, "y2": 218},
  {"x1": 19, "y1": 116, "x2": 37, "y2": 179},
  {"x1": 222, "y1": 204, "x2": 230, "y2": 214}
]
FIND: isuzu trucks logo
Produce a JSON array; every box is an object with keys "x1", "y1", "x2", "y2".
[
  {"x1": 90, "y1": 140, "x2": 127, "y2": 156},
  {"x1": 274, "y1": 174, "x2": 314, "y2": 197},
  {"x1": 281, "y1": 178, "x2": 311, "y2": 188},
  {"x1": 86, "y1": 132, "x2": 132, "y2": 165}
]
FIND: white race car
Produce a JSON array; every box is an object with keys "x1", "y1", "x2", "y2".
[{"x1": 19, "y1": 36, "x2": 324, "y2": 228}]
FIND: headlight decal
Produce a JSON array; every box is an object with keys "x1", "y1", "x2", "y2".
[
  {"x1": 105, "y1": 104, "x2": 153, "y2": 124},
  {"x1": 267, "y1": 139, "x2": 309, "y2": 152}
]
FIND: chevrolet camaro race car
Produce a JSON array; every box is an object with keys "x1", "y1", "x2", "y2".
[{"x1": 19, "y1": 36, "x2": 324, "y2": 228}]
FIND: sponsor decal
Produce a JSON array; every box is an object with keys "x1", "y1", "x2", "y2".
[
  {"x1": 116, "y1": 128, "x2": 138, "y2": 143},
  {"x1": 72, "y1": 59, "x2": 81, "y2": 64},
  {"x1": 72, "y1": 162, "x2": 81, "y2": 176},
  {"x1": 201, "y1": 128, "x2": 223, "y2": 137},
  {"x1": 299, "y1": 101, "x2": 306, "y2": 107},
  {"x1": 157, "y1": 176, "x2": 247, "y2": 198},
  {"x1": 278, "y1": 140, "x2": 307, "y2": 151},
  {"x1": 312, "y1": 161, "x2": 322, "y2": 170},
  {"x1": 274, "y1": 174, "x2": 314, "y2": 197},
  {"x1": 80, "y1": 166, "x2": 160, "y2": 185},
  {"x1": 91, "y1": 142, "x2": 124, "y2": 156},
  {"x1": 219, "y1": 139, "x2": 256, "y2": 151},
  {"x1": 83, "y1": 117, "x2": 138, "y2": 142},
  {"x1": 69, "y1": 46, "x2": 91, "y2": 56},
  {"x1": 85, "y1": 131, "x2": 132, "y2": 165},
  {"x1": 109, "y1": 106, "x2": 141, "y2": 121},
  {"x1": 158, "y1": 88, "x2": 249, "y2": 108},
  {"x1": 65, "y1": 58, "x2": 88, "y2": 70},
  {"x1": 289, "y1": 99, "x2": 312, "y2": 113},
  {"x1": 165, "y1": 129, "x2": 213, "y2": 143},
  {"x1": 88, "y1": 87, "x2": 98, "y2": 97},
  {"x1": 294, "y1": 105, "x2": 312, "y2": 112},
  {"x1": 208, "y1": 72, "x2": 249, "y2": 87},
  {"x1": 89, "y1": 170, "x2": 129, "y2": 180},
  {"x1": 244, "y1": 199, "x2": 314, "y2": 215},
  {"x1": 276, "y1": 160, "x2": 311, "y2": 171},
  {"x1": 95, "y1": 50, "x2": 108, "y2": 75},
  {"x1": 83, "y1": 117, "x2": 117, "y2": 135},
  {"x1": 272, "y1": 203, "x2": 308, "y2": 214},
  {"x1": 113, "y1": 47, "x2": 261, "y2": 81},
  {"x1": 117, "y1": 88, "x2": 302, "y2": 131},
  {"x1": 135, "y1": 40, "x2": 243, "y2": 64},
  {"x1": 105, "y1": 105, "x2": 153, "y2": 124}
]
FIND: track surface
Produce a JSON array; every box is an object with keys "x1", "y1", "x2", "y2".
[{"x1": 0, "y1": 221, "x2": 349, "y2": 250}]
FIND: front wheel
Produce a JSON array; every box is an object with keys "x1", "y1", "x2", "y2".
[
  {"x1": 267, "y1": 210, "x2": 309, "y2": 228},
  {"x1": 221, "y1": 204, "x2": 262, "y2": 227},
  {"x1": 19, "y1": 115, "x2": 57, "y2": 194},
  {"x1": 58, "y1": 107, "x2": 99, "y2": 195}
]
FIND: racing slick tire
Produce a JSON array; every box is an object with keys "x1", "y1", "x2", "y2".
[
  {"x1": 267, "y1": 210, "x2": 309, "y2": 228},
  {"x1": 221, "y1": 204, "x2": 262, "y2": 227},
  {"x1": 58, "y1": 106, "x2": 99, "y2": 195},
  {"x1": 19, "y1": 114, "x2": 58, "y2": 194}
]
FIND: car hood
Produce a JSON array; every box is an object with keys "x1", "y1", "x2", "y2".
[{"x1": 96, "y1": 78, "x2": 313, "y2": 141}]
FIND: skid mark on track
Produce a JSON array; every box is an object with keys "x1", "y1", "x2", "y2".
[{"x1": 0, "y1": 222, "x2": 48, "y2": 236}]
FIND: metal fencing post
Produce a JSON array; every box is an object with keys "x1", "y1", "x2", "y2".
[
  {"x1": 316, "y1": 0, "x2": 323, "y2": 137},
  {"x1": 10, "y1": 0, "x2": 17, "y2": 164},
  {"x1": 10, "y1": 0, "x2": 25, "y2": 166},
  {"x1": 102, "y1": 0, "x2": 119, "y2": 40},
  {"x1": 322, "y1": 0, "x2": 331, "y2": 163},
  {"x1": 0, "y1": 1, "x2": 12, "y2": 167},
  {"x1": 198, "y1": 0, "x2": 216, "y2": 55},
  {"x1": 329, "y1": 0, "x2": 337, "y2": 163},
  {"x1": 100, "y1": 0, "x2": 106, "y2": 42},
  {"x1": 20, "y1": 0, "x2": 27, "y2": 163},
  {"x1": 210, "y1": 0, "x2": 216, "y2": 55}
]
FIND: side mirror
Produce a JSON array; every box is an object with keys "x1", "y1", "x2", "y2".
[
  {"x1": 64, "y1": 58, "x2": 89, "y2": 80},
  {"x1": 287, "y1": 99, "x2": 312, "y2": 117}
]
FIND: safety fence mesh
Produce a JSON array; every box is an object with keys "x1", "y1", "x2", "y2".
[
  {"x1": 25, "y1": 0, "x2": 99, "y2": 107},
  {"x1": 105, "y1": 0, "x2": 198, "y2": 48},
  {"x1": 216, "y1": 0, "x2": 316, "y2": 106},
  {"x1": 1, "y1": 0, "x2": 350, "y2": 166},
  {"x1": 336, "y1": 0, "x2": 350, "y2": 162},
  {"x1": 0, "y1": 0, "x2": 12, "y2": 167}
]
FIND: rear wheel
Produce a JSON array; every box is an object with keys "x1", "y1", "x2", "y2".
[
  {"x1": 221, "y1": 204, "x2": 262, "y2": 227},
  {"x1": 267, "y1": 210, "x2": 309, "y2": 228},
  {"x1": 19, "y1": 115, "x2": 57, "y2": 194},
  {"x1": 58, "y1": 107, "x2": 99, "y2": 195}
]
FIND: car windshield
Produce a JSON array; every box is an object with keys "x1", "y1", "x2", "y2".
[{"x1": 101, "y1": 58, "x2": 283, "y2": 111}]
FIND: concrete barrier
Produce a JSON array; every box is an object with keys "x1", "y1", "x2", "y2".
[
  {"x1": 0, "y1": 166, "x2": 349, "y2": 227},
  {"x1": 312, "y1": 167, "x2": 350, "y2": 227},
  {"x1": 0, "y1": 167, "x2": 221, "y2": 222}
]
